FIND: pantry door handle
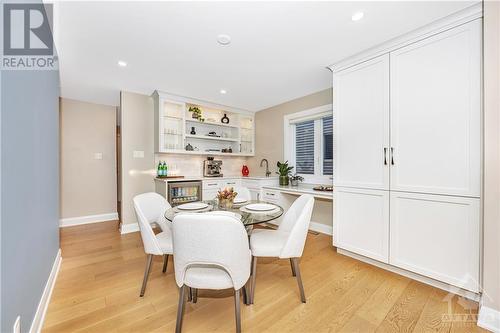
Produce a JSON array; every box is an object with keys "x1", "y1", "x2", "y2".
[
  {"x1": 384, "y1": 148, "x2": 387, "y2": 165},
  {"x1": 391, "y1": 147, "x2": 395, "y2": 165}
]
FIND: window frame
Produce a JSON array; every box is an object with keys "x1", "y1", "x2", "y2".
[{"x1": 283, "y1": 104, "x2": 333, "y2": 184}]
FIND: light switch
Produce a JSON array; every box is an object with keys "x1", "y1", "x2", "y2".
[
  {"x1": 94, "y1": 152, "x2": 103, "y2": 160},
  {"x1": 133, "y1": 150, "x2": 144, "y2": 158}
]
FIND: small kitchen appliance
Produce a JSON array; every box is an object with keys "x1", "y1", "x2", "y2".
[{"x1": 203, "y1": 157, "x2": 223, "y2": 177}]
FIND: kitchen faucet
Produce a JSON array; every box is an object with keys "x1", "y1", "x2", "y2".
[{"x1": 260, "y1": 158, "x2": 271, "y2": 177}]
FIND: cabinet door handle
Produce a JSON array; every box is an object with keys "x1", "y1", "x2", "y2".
[
  {"x1": 391, "y1": 147, "x2": 395, "y2": 165},
  {"x1": 207, "y1": 183, "x2": 217, "y2": 186},
  {"x1": 227, "y1": 182, "x2": 236, "y2": 185},
  {"x1": 384, "y1": 148, "x2": 387, "y2": 165}
]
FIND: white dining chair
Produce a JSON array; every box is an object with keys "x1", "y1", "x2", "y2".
[
  {"x1": 133, "y1": 192, "x2": 173, "y2": 297},
  {"x1": 172, "y1": 212, "x2": 251, "y2": 333},
  {"x1": 249, "y1": 194, "x2": 314, "y2": 303}
]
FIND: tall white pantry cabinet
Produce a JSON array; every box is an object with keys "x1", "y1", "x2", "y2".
[{"x1": 332, "y1": 17, "x2": 482, "y2": 293}]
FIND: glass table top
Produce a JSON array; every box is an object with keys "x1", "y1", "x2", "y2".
[{"x1": 164, "y1": 200, "x2": 284, "y2": 226}]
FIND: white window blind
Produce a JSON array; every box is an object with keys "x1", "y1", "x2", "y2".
[
  {"x1": 295, "y1": 120, "x2": 315, "y2": 174},
  {"x1": 323, "y1": 115, "x2": 333, "y2": 175}
]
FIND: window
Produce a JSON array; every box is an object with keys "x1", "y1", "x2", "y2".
[{"x1": 284, "y1": 105, "x2": 333, "y2": 183}]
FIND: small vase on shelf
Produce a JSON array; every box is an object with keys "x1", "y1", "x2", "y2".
[{"x1": 221, "y1": 113, "x2": 229, "y2": 124}]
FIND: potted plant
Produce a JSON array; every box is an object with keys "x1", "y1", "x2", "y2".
[
  {"x1": 276, "y1": 161, "x2": 294, "y2": 186},
  {"x1": 217, "y1": 187, "x2": 238, "y2": 209},
  {"x1": 188, "y1": 106, "x2": 203, "y2": 120},
  {"x1": 290, "y1": 174, "x2": 304, "y2": 186}
]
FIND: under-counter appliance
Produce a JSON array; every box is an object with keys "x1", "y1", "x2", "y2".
[
  {"x1": 167, "y1": 181, "x2": 202, "y2": 206},
  {"x1": 203, "y1": 157, "x2": 223, "y2": 177}
]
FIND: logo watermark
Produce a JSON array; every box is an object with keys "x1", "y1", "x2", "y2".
[{"x1": 2, "y1": 3, "x2": 58, "y2": 70}]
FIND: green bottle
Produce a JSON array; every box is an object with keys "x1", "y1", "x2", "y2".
[
  {"x1": 164, "y1": 162, "x2": 168, "y2": 176},
  {"x1": 157, "y1": 161, "x2": 162, "y2": 177}
]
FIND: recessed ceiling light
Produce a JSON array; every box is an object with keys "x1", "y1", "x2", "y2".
[
  {"x1": 117, "y1": 60, "x2": 127, "y2": 67},
  {"x1": 217, "y1": 34, "x2": 231, "y2": 45},
  {"x1": 351, "y1": 12, "x2": 364, "y2": 21},
  {"x1": 220, "y1": 89, "x2": 227, "y2": 94}
]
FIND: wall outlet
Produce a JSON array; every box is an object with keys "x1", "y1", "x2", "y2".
[
  {"x1": 13, "y1": 316, "x2": 20, "y2": 333},
  {"x1": 94, "y1": 152, "x2": 103, "y2": 160},
  {"x1": 133, "y1": 150, "x2": 144, "y2": 158}
]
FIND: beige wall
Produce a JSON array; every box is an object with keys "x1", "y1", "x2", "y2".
[
  {"x1": 249, "y1": 88, "x2": 333, "y2": 227},
  {"x1": 120, "y1": 91, "x2": 155, "y2": 226},
  {"x1": 482, "y1": 1, "x2": 500, "y2": 313},
  {"x1": 248, "y1": 88, "x2": 333, "y2": 173},
  {"x1": 60, "y1": 98, "x2": 117, "y2": 218}
]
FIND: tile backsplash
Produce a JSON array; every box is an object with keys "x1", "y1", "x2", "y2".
[{"x1": 155, "y1": 154, "x2": 250, "y2": 176}]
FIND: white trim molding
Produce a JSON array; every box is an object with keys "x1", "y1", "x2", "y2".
[
  {"x1": 59, "y1": 212, "x2": 118, "y2": 227},
  {"x1": 120, "y1": 222, "x2": 140, "y2": 234},
  {"x1": 478, "y1": 305, "x2": 500, "y2": 333},
  {"x1": 309, "y1": 221, "x2": 333, "y2": 236},
  {"x1": 29, "y1": 249, "x2": 62, "y2": 333}
]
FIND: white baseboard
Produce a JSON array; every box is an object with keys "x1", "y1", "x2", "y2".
[
  {"x1": 337, "y1": 248, "x2": 480, "y2": 302},
  {"x1": 309, "y1": 221, "x2": 333, "y2": 235},
  {"x1": 59, "y1": 212, "x2": 118, "y2": 227},
  {"x1": 29, "y1": 249, "x2": 62, "y2": 333},
  {"x1": 120, "y1": 222, "x2": 139, "y2": 234},
  {"x1": 263, "y1": 220, "x2": 332, "y2": 235},
  {"x1": 478, "y1": 305, "x2": 500, "y2": 333}
]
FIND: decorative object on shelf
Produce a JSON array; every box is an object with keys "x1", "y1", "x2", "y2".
[
  {"x1": 207, "y1": 131, "x2": 221, "y2": 137},
  {"x1": 217, "y1": 187, "x2": 237, "y2": 209},
  {"x1": 313, "y1": 185, "x2": 333, "y2": 192},
  {"x1": 221, "y1": 113, "x2": 230, "y2": 124},
  {"x1": 190, "y1": 127, "x2": 196, "y2": 135},
  {"x1": 290, "y1": 174, "x2": 304, "y2": 186},
  {"x1": 221, "y1": 147, "x2": 233, "y2": 153},
  {"x1": 276, "y1": 161, "x2": 294, "y2": 186},
  {"x1": 242, "y1": 165, "x2": 249, "y2": 177},
  {"x1": 185, "y1": 143, "x2": 194, "y2": 151},
  {"x1": 188, "y1": 106, "x2": 205, "y2": 122}
]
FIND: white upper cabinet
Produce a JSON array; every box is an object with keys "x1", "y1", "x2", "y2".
[
  {"x1": 333, "y1": 54, "x2": 390, "y2": 190},
  {"x1": 389, "y1": 20, "x2": 481, "y2": 197}
]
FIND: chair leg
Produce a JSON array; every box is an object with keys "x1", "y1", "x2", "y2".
[
  {"x1": 140, "y1": 254, "x2": 153, "y2": 297},
  {"x1": 242, "y1": 285, "x2": 249, "y2": 305},
  {"x1": 162, "y1": 254, "x2": 169, "y2": 273},
  {"x1": 234, "y1": 289, "x2": 241, "y2": 333},
  {"x1": 250, "y1": 256, "x2": 257, "y2": 304},
  {"x1": 290, "y1": 258, "x2": 296, "y2": 277},
  {"x1": 187, "y1": 287, "x2": 193, "y2": 302},
  {"x1": 291, "y1": 258, "x2": 306, "y2": 303},
  {"x1": 175, "y1": 285, "x2": 186, "y2": 333},
  {"x1": 192, "y1": 288, "x2": 198, "y2": 303}
]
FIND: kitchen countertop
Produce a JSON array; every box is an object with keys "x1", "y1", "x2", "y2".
[
  {"x1": 262, "y1": 183, "x2": 333, "y2": 200},
  {"x1": 154, "y1": 175, "x2": 278, "y2": 182}
]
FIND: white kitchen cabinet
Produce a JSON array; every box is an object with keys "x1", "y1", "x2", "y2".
[
  {"x1": 333, "y1": 54, "x2": 390, "y2": 190},
  {"x1": 390, "y1": 20, "x2": 481, "y2": 197},
  {"x1": 389, "y1": 191, "x2": 480, "y2": 292},
  {"x1": 331, "y1": 15, "x2": 482, "y2": 294},
  {"x1": 334, "y1": 187, "x2": 389, "y2": 263}
]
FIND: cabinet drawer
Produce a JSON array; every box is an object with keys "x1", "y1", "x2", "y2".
[
  {"x1": 224, "y1": 179, "x2": 241, "y2": 188},
  {"x1": 241, "y1": 179, "x2": 260, "y2": 189},
  {"x1": 262, "y1": 189, "x2": 280, "y2": 202},
  {"x1": 202, "y1": 180, "x2": 224, "y2": 189}
]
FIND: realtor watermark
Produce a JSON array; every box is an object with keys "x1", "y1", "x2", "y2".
[{"x1": 2, "y1": 3, "x2": 58, "y2": 70}]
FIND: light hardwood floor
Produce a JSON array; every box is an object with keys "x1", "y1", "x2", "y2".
[{"x1": 43, "y1": 221, "x2": 486, "y2": 332}]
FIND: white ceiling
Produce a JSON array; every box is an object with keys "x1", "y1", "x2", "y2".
[{"x1": 57, "y1": 1, "x2": 477, "y2": 111}]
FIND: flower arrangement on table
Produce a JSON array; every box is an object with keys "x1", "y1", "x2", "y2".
[{"x1": 217, "y1": 187, "x2": 238, "y2": 209}]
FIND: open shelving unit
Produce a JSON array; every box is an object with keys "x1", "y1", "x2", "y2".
[{"x1": 153, "y1": 91, "x2": 255, "y2": 156}]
